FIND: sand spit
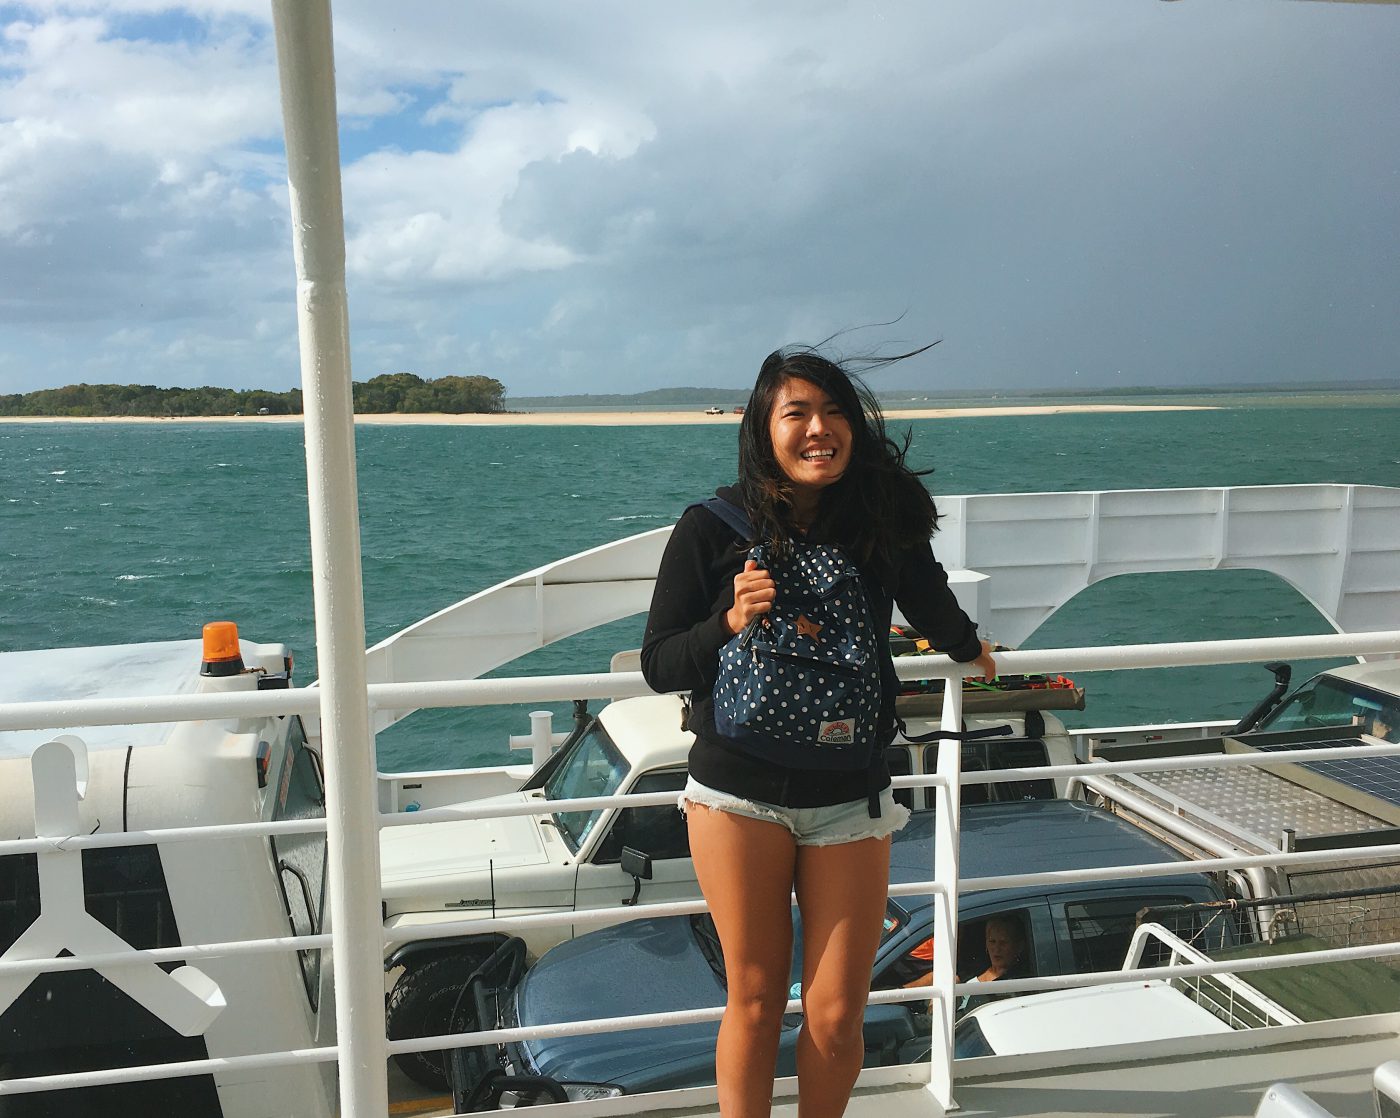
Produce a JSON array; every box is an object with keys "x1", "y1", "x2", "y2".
[{"x1": 0, "y1": 403, "x2": 1214, "y2": 427}]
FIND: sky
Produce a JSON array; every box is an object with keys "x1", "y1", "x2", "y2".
[{"x1": 1, "y1": 1, "x2": 1397, "y2": 398}]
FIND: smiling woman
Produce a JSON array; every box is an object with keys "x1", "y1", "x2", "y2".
[
  {"x1": 640, "y1": 343, "x2": 996, "y2": 1117},
  {"x1": 767, "y1": 378, "x2": 852, "y2": 515}
]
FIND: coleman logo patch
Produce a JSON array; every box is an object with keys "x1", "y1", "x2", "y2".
[{"x1": 817, "y1": 719, "x2": 854, "y2": 745}]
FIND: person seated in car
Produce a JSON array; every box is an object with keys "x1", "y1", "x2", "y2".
[
  {"x1": 1367, "y1": 712, "x2": 1397, "y2": 743},
  {"x1": 1353, "y1": 700, "x2": 1399, "y2": 744},
  {"x1": 955, "y1": 914, "x2": 1028, "y2": 1013},
  {"x1": 896, "y1": 914, "x2": 1029, "y2": 1002}
]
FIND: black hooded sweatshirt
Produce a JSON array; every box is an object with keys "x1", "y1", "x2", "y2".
[{"x1": 640, "y1": 485, "x2": 983, "y2": 810}]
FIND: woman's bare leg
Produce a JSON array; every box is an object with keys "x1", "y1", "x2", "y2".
[
  {"x1": 687, "y1": 803, "x2": 799, "y2": 1118},
  {"x1": 793, "y1": 835, "x2": 892, "y2": 1118}
]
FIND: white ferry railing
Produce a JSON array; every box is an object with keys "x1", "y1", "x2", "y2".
[
  {"x1": 3, "y1": 631, "x2": 1400, "y2": 1110},
  {"x1": 4, "y1": 630, "x2": 1397, "y2": 737},
  {"x1": 8, "y1": 729, "x2": 1400, "y2": 860},
  {"x1": 1122, "y1": 922, "x2": 1301, "y2": 1030},
  {"x1": 8, "y1": 811, "x2": 1400, "y2": 973},
  {"x1": 8, "y1": 902, "x2": 1400, "y2": 1096}
]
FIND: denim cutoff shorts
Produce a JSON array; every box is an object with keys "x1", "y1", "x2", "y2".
[{"x1": 678, "y1": 777, "x2": 910, "y2": 846}]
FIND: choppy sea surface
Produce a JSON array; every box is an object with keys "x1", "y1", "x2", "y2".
[{"x1": 3, "y1": 403, "x2": 1398, "y2": 772}]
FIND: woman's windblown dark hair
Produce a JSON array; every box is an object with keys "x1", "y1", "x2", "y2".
[{"x1": 735, "y1": 344, "x2": 940, "y2": 575}]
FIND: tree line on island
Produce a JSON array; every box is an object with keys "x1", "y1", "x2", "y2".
[
  {"x1": 0, "y1": 372, "x2": 506, "y2": 417},
  {"x1": 4, "y1": 374, "x2": 1395, "y2": 419}
]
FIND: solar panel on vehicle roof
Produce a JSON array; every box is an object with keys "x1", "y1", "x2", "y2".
[{"x1": 1239, "y1": 735, "x2": 1400, "y2": 814}]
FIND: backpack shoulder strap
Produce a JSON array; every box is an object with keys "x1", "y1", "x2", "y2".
[{"x1": 692, "y1": 496, "x2": 754, "y2": 541}]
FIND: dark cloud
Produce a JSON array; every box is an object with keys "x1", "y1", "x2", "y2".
[{"x1": 1, "y1": 2, "x2": 1397, "y2": 394}]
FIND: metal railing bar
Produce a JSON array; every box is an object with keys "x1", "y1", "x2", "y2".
[
  {"x1": 386, "y1": 988, "x2": 944, "y2": 1058},
  {"x1": 381, "y1": 878, "x2": 951, "y2": 948},
  {"x1": 9, "y1": 841, "x2": 1400, "y2": 982},
  {"x1": 0, "y1": 987, "x2": 943, "y2": 1097},
  {"x1": 15, "y1": 829, "x2": 1400, "y2": 979},
  {"x1": 961, "y1": 738, "x2": 1400, "y2": 786},
  {"x1": 0, "y1": 1044, "x2": 339, "y2": 1096},
  {"x1": 0, "y1": 877, "x2": 953, "y2": 980},
  {"x1": 1071, "y1": 718, "x2": 1234, "y2": 736},
  {"x1": 1, "y1": 630, "x2": 1396, "y2": 734},
  {"x1": 5, "y1": 732, "x2": 1398, "y2": 857},
  {"x1": 0, "y1": 817, "x2": 331, "y2": 856},
  {"x1": 952, "y1": 938, "x2": 1400, "y2": 999},
  {"x1": 10, "y1": 927, "x2": 1398, "y2": 1099},
  {"x1": 0, "y1": 931, "x2": 334, "y2": 979},
  {"x1": 394, "y1": 940, "x2": 1400, "y2": 1057},
  {"x1": 960, "y1": 841, "x2": 1400, "y2": 892}
]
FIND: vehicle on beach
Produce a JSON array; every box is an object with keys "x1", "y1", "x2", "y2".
[{"x1": 703, "y1": 406, "x2": 724, "y2": 415}]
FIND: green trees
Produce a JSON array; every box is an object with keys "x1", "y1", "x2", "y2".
[
  {"x1": 355, "y1": 373, "x2": 504, "y2": 414},
  {"x1": 0, "y1": 373, "x2": 504, "y2": 417},
  {"x1": 352, "y1": 372, "x2": 425, "y2": 414}
]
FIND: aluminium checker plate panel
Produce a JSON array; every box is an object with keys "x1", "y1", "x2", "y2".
[
  {"x1": 1102, "y1": 764, "x2": 1391, "y2": 851},
  {"x1": 1223, "y1": 734, "x2": 1400, "y2": 828}
]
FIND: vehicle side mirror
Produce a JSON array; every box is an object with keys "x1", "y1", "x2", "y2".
[{"x1": 620, "y1": 846, "x2": 653, "y2": 907}]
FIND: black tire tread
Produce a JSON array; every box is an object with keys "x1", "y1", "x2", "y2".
[{"x1": 385, "y1": 952, "x2": 484, "y2": 1091}]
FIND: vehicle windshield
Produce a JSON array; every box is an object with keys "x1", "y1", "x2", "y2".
[
  {"x1": 1256, "y1": 676, "x2": 1400, "y2": 743},
  {"x1": 543, "y1": 720, "x2": 629, "y2": 852}
]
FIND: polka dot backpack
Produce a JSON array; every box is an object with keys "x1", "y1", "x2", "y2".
[{"x1": 702, "y1": 497, "x2": 882, "y2": 770}]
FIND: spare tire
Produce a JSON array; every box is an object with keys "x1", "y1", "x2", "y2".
[{"x1": 386, "y1": 952, "x2": 485, "y2": 1090}]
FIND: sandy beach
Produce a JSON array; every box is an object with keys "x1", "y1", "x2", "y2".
[{"x1": 0, "y1": 403, "x2": 1213, "y2": 426}]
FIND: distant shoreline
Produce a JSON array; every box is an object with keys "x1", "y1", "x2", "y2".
[{"x1": 0, "y1": 403, "x2": 1216, "y2": 427}]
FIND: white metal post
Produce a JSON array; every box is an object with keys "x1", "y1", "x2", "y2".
[
  {"x1": 509, "y1": 709, "x2": 567, "y2": 769},
  {"x1": 926, "y1": 680, "x2": 964, "y2": 1113},
  {"x1": 268, "y1": 3, "x2": 386, "y2": 1116}
]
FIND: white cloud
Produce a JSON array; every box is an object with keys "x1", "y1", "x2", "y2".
[
  {"x1": 0, "y1": 1, "x2": 1396, "y2": 396},
  {"x1": 342, "y1": 97, "x2": 653, "y2": 287}
]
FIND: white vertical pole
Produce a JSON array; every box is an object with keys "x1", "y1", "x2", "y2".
[
  {"x1": 267, "y1": 3, "x2": 386, "y2": 1116},
  {"x1": 925, "y1": 675, "x2": 963, "y2": 1113}
]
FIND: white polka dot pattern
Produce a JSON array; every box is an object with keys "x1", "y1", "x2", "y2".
[{"x1": 713, "y1": 540, "x2": 882, "y2": 769}]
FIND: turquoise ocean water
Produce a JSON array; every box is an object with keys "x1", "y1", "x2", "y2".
[{"x1": 3, "y1": 404, "x2": 1398, "y2": 772}]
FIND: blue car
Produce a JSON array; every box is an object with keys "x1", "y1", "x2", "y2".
[{"x1": 488, "y1": 801, "x2": 1227, "y2": 1099}]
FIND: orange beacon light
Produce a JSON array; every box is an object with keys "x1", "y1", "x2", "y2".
[{"x1": 201, "y1": 621, "x2": 246, "y2": 677}]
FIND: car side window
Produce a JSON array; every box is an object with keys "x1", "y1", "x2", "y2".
[
  {"x1": 921, "y1": 740, "x2": 1053, "y2": 804},
  {"x1": 591, "y1": 769, "x2": 689, "y2": 864},
  {"x1": 871, "y1": 907, "x2": 1036, "y2": 993},
  {"x1": 1064, "y1": 895, "x2": 1190, "y2": 972}
]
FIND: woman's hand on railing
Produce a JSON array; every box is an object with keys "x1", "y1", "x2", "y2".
[{"x1": 965, "y1": 639, "x2": 998, "y2": 683}]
